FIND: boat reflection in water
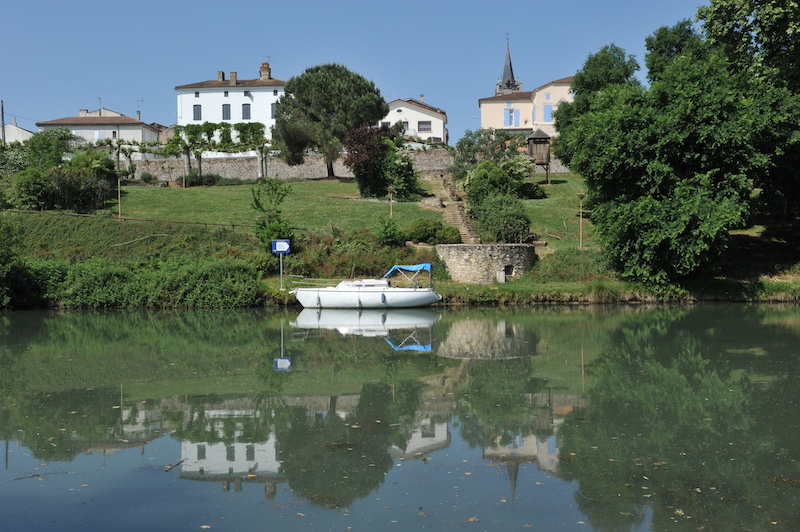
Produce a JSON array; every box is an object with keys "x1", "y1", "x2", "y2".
[{"x1": 291, "y1": 308, "x2": 441, "y2": 352}]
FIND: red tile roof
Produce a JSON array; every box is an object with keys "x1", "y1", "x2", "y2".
[
  {"x1": 37, "y1": 116, "x2": 146, "y2": 127},
  {"x1": 175, "y1": 78, "x2": 285, "y2": 90}
]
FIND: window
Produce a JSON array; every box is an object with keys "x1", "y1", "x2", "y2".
[
  {"x1": 545, "y1": 93, "x2": 551, "y2": 100},
  {"x1": 244, "y1": 90, "x2": 251, "y2": 97},
  {"x1": 197, "y1": 444, "x2": 206, "y2": 460},
  {"x1": 402, "y1": 121, "x2": 409, "y2": 132},
  {"x1": 544, "y1": 104, "x2": 553, "y2": 122},
  {"x1": 246, "y1": 444, "x2": 255, "y2": 461},
  {"x1": 222, "y1": 104, "x2": 231, "y2": 120},
  {"x1": 193, "y1": 104, "x2": 202, "y2": 121},
  {"x1": 274, "y1": 90, "x2": 278, "y2": 96},
  {"x1": 271, "y1": 102, "x2": 277, "y2": 119},
  {"x1": 505, "y1": 109, "x2": 520, "y2": 127},
  {"x1": 111, "y1": 130, "x2": 117, "y2": 139},
  {"x1": 418, "y1": 121, "x2": 432, "y2": 133},
  {"x1": 226, "y1": 445, "x2": 235, "y2": 462},
  {"x1": 242, "y1": 103, "x2": 251, "y2": 120},
  {"x1": 381, "y1": 121, "x2": 390, "y2": 128},
  {"x1": 194, "y1": 91, "x2": 199, "y2": 98},
  {"x1": 224, "y1": 91, "x2": 229, "y2": 97}
]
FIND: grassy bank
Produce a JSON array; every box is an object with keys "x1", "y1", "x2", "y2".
[{"x1": 7, "y1": 173, "x2": 800, "y2": 307}]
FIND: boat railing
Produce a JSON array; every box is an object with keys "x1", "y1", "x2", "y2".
[{"x1": 288, "y1": 275, "x2": 343, "y2": 288}]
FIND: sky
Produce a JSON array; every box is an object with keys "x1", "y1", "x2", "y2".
[{"x1": 1, "y1": 0, "x2": 708, "y2": 145}]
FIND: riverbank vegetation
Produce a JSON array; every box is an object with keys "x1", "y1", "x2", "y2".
[{"x1": 2, "y1": 1, "x2": 799, "y2": 309}]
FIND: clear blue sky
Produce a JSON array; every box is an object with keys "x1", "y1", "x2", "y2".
[{"x1": 1, "y1": 0, "x2": 707, "y2": 144}]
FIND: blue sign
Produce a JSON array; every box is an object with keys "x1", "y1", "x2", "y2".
[
  {"x1": 271, "y1": 239, "x2": 291, "y2": 255},
  {"x1": 273, "y1": 358, "x2": 292, "y2": 372}
]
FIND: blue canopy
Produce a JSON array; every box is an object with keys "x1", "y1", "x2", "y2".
[
  {"x1": 383, "y1": 263, "x2": 432, "y2": 278},
  {"x1": 385, "y1": 338, "x2": 433, "y2": 352}
]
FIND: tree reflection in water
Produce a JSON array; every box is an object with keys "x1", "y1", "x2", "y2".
[
  {"x1": 275, "y1": 381, "x2": 421, "y2": 509},
  {"x1": 558, "y1": 307, "x2": 800, "y2": 531}
]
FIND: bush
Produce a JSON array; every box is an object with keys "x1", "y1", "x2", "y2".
[
  {"x1": 140, "y1": 172, "x2": 155, "y2": 184},
  {"x1": 43, "y1": 258, "x2": 263, "y2": 309},
  {"x1": 377, "y1": 216, "x2": 404, "y2": 246},
  {"x1": 404, "y1": 218, "x2": 462, "y2": 245},
  {"x1": 473, "y1": 193, "x2": 531, "y2": 243},
  {"x1": 185, "y1": 170, "x2": 222, "y2": 187}
]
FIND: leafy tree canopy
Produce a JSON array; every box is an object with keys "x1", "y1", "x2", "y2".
[
  {"x1": 553, "y1": 11, "x2": 800, "y2": 291},
  {"x1": 273, "y1": 63, "x2": 389, "y2": 177}
]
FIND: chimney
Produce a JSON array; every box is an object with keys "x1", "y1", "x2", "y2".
[
  {"x1": 259, "y1": 62, "x2": 272, "y2": 80},
  {"x1": 230, "y1": 72, "x2": 237, "y2": 85},
  {"x1": 218, "y1": 71, "x2": 225, "y2": 81},
  {"x1": 136, "y1": 111, "x2": 141, "y2": 122},
  {"x1": 79, "y1": 109, "x2": 88, "y2": 116},
  {"x1": 420, "y1": 94, "x2": 425, "y2": 103}
]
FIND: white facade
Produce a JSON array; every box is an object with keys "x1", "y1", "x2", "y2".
[
  {"x1": 175, "y1": 63, "x2": 284, "y2": 140},
  {"x1": 2, "y1": 119, "x2": 35, "y2": 144},
  {"x1": 380, "y1": 98, "x2": 448, "y2": 144}
]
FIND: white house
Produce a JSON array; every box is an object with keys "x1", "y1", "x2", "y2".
[
  {"x1": 175, "y1": 62, "x2": 284, "y2": 140},
  {"x1": 36, "y1": 108, "x2": 162, "y2": 144},
  {"x1": 380, "y1": 97, "x2": 448, "y2": 144},
  {"x1": 2, "y1": 118, "x2": 35, "y2": 144}
]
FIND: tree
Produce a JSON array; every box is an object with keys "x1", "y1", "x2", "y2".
[
  {"x1": 698, "y1": 0, "x2": 800, "y2": 92},
  {"x1": 697, "y1": 0, "x2": 800, "y2": 217},
  {"x1": 272, "y1": 63, "x2": 389, "y2": 177},
  {"x1": 14, "y1": 128, "x2": 78, "y2": 172},
  {"x1": 343, "y1": 125, "x2": 424, "y2": 200},
  {"x1": 233, "y1": 122, "x2": 269, "y2": 178},
  {"x1": 343, "y1": 124, "x2": 385, "y2": 197},
  {"x1": 251, "y1": 178, "x2": 293, "y2": 252},
  {"x1": 0, "y1": 217, "x2": 20, "y2": 308},
  {"x1": 552, "y1": 21, "x2": 799, "y2": 291},
  {"x1": 449, "y1": 128, "x2": 528, "y2": 183},
  {"x1": 553, "y1": 44, "x2": 640, "y2": 169}
]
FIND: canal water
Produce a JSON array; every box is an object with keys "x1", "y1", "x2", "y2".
[{"x1": 1, "y1": 304, "x2": 799, "y2": 531}]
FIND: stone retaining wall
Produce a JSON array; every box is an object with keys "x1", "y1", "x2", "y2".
[
  {"x1": 435, "y1": 244, "x2": 537, "y2": 284},
  {"x1": 130, "y1": 148, "x2": 453, "y2": 183}
]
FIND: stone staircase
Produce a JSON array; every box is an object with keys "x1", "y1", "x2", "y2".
[{"x1": 424, "y1": 173, "x2": 480, "y2": 244}]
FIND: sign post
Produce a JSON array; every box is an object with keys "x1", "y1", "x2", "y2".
[{"x1": 271, "y1": 239, "x2": 291, "y2": 290}]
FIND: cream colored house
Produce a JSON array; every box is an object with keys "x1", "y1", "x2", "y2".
[
  {"x1": 478, "y1": 44, "x2": 574, "y2": 136},
  {"x1": 478, "y1": 91, "x2": 535, "y2": 133},
  {"x1": 530, "y1": 76, "x2": 574, "y2": 137},
  {"x1": 380, "y1": 97, "x2": 448, "y2": 144}
]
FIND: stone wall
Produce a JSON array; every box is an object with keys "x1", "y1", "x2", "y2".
[
  {"x1": 130, "y1": 148, "x2": 453, "y2": 183},
  {"x1": 435, "y1": 244, "x2": 537, "y2": 284}
]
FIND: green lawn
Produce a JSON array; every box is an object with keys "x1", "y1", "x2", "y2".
[
  {"x1": 525, "y1": 173, "x2": 596, "y2": 252},
  {"x1": 119, "y1": 179, "x2": 444, "y2": 234}
]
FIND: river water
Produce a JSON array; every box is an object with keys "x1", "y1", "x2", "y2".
[{"x1": 1, "y1": 304, "x2": 799, "y2": 531}]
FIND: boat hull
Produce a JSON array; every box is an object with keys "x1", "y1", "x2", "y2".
[{"x1": 292, "y1": 287, "x2": 441, "y2": 309}]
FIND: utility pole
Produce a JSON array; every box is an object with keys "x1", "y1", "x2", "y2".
[{"x1": 1, "y1": 100, "x2": 5, "y2": 146}]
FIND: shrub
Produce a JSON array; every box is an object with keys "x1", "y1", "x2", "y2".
[
  {"x1": 185, "y1": 170, "x2": 223, "y2": 187},
  {"x1": 473, "y1": 193, "x2": 531, "y2": 243},
  {"x1": 377, "y1": 216, "x2": 404, "y2": 246},
  {"x1": 140, "y1": 172, "x2": 155, "y2": 184},
  {"x1": 404, "y1": 218, "x2": 462, "y2": 245}
]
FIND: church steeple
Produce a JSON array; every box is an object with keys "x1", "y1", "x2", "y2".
[{"x1": 496, "y1": 36, "x2": 522, "y2": 96}]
